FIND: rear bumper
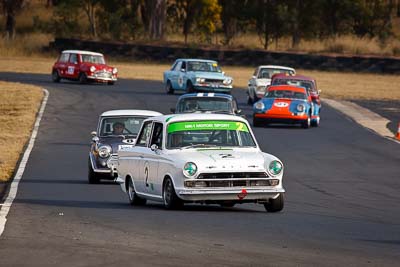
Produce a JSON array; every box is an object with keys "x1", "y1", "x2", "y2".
[{"x1": 176, "y1": 187, "x2": 285, "y2": 202}]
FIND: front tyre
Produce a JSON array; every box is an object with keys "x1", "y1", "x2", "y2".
[
  {"x1": 88, "y1": 158, "x2": 100, "y2": 184},
  {"x1": 79, "y1": 72, "x2": 87, "y2": 84},
  {"x1": 127, "y1": 178, "x2": 147, "y2": 205},
  {"x1": 302, "y1": 115, "x2": 311, "y2": 129},
  {"x1": 165, "y1": 80, "x2": 174, "y2": 94},
  {"x1": 163, "y1": 178, "x2": 183, "y2": 209},
  {"x1": 186, "y1": 81, "x2": 194, "y2": 93},
  {"x1": 264, "y1": 193, "x2": 284, "y2": 212},
  {"x1": 311, "y1": 117, "x2": 320, "y2": 127}
]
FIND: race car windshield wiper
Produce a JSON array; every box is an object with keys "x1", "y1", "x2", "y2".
[{"x1": 180, "y1": 143, "x2": 217, "y2": 149}]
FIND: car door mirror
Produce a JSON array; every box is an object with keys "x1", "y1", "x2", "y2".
[
  {"x1": 181, "y1": 68, "x2": 186, "y2": 72},
  {"x1": 170, "y1": 107, "x2": 176, "y2": 113},
  {"x1": 235, "y1": 109, "x2": 242, "y2": 114},
  {"x1": 150, "y1": 144, "x2": 158, "y2": 151}
]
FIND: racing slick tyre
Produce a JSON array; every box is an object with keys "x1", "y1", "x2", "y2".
[
  {"x1": 264, "y1": 193, "x2": 284, "y2": 212},
  {"x1": 163, "y1": 178, "x2": 183, "y2": 210},
  {"x1": 186, "y1": 82, "x2": 195, "y2": 93},
  {"x1": 165, "y1": 80, "x2": 174, "y2": 94},
  {"x1": 302, "y1": 115, "x2": 311, "y2": 129},
  {"x1": 311, "y1": 117, "x2": 320, "y2": 127},
  {"x1": 79, "y1": 72, "x2": 88, "y2": 84},
  {"x1": 88, "y1": 158, "x2": 100, "y2": 184},
  {"x1": 127, "y1": 178, "x2": 147, "y2": 206},
  {"x1": 52, "y1": 70, "x2": 61, "y2": 83}
]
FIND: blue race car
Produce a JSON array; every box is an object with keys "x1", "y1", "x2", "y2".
[
  {"x1": 253, "y1": 85, "x2": 321, "y2": 128},
  {"x1": 163, "y1": 59, "x2": 233, "y2": 94},
  {"x1": 171, "y1": 93, "x2": 242, "y2": 116}
]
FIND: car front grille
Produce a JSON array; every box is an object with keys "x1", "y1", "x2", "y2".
[
  {"x1": 95, "y1": 70, "x2": 112, "y2": 78},
  {"x1": 205, "y1": 79, "x2": 223, "y2": 84},
  {"x1": 197, "y1": 172, "x2": 268, "y2": 179}
]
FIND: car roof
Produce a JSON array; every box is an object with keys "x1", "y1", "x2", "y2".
[
  {"x1": 178, "y1": 93, "x2": 233, "y2": 100},
  {"x1": 100, "y1": 109, "x2": 163, "y2": 117},
  {"x1": 62, "y1": 50, "x2": 104, "y2": 56},
  {"x1": 257, "y1": 65, "x2": 295, "y2": 71},
  {"x1": 268, "y1": 85, "x2": 307, "y2": 93},
  {"x1": 176, "y1": 58, "x2": 217, "y2": 63},
  {"x1": 148, "y1": 113, "x2": 248, "y2": 124},
  {"x1": 272, "y1": 73, "x2": 315, "y2": 81}
]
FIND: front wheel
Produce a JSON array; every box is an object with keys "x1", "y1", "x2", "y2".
[
  {"x1": 88, "y1": 158, "x2": 100, "y2": 184},
  {"x1": 79, "y1": 72, "x2": 87, "y2": 84},
  {"x1": 264, "y1": 194, "x2": 284, "y2": 212},
  {"x1": 163, "y1": 178, "x2": 183, "y2": 209},
  {"x1": 302, "y1": 115, "x2": 311, "y2": 129},
  {"x1": 186, "y1": 82, "x2": 194, "y2": 93},
  {"x1": 311, "y1": 117, "x2": 320, "y2": 127},
  {"x1": 127, "y1": 178, "x2": 147, "y2": 205},
  {"x1": 165, "y1": 80, "x2": 174, "y2": 94}
]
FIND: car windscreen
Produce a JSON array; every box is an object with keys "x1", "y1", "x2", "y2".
[
  {"x1": 176, "y1": 97, "x2": 232, "y2": 113},
  {"x1": 187, "y1": 61, "x2": 221, "y2": 72},
  {"x1": 81, "y1": 54, "x2": 106, "y2": 64},
  {"x1": 99, "y1": 116, "x2": 147, "y2": 137},
  {"x1": 265, "y1": 90, "x2": 306, "y2": 99},
  {"x1": 258, "y1": 68, "x2": 294, "y2": 79},
  {"x1": 272, "y1": 79, "x2": 314, "y2": 92},
  {"x1": 166, "y1": 120, "x2": 256, "y2": 149}
]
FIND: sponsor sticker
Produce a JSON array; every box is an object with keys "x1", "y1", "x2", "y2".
[
  {"x1": 167, "y1": 120, "x2": 249, "y2": 133},
  {"x1": 118, "y1": 144, "x2": 134, "y2": 149},
  {"x1": 274, "y1": 102, "x2": 289, "y2": 108},
  {"x1": 237, "y1": 189, "x2": 248, "y2": 200}
]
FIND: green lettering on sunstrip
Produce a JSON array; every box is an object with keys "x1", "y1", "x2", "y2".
[{"x1": 167, "y1": 120, "x2": 249, "y2": 133}]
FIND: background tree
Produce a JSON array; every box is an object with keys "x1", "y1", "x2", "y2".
[
  {"x1": 195, "y1": 0, "x2": 221, "y2": 43},
  {"x1": 83, "y1": 0, "x2": 100, "y2": 38},
  {"x1": 1, "y1": 0, "x2": 27, "y2": 39}
]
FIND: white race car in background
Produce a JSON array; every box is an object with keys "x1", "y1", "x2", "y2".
[
  {"x1": 247, "y1": 65, "x2": 296, "y2": 104},
  {"x1": 116, "y1": 113, "x2": 285, "y2": 212}
]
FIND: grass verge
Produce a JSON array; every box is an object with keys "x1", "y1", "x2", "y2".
[{"x1": 0, "y1": 81, "x2": 43, "y2": 182}]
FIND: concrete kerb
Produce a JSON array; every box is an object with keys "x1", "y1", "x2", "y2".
[
  {"x1": 323, "y1": 99, "x2": 400, "y2": 144},
  {"x1": 0, "y1": 88, "x2": 49, "y2": 237}
]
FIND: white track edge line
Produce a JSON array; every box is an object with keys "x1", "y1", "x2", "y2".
[{"x1": 0, "y1": 88, "x2": 49, "y2": 237}]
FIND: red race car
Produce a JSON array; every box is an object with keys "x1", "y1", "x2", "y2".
[
  {"x1": 271, "y1": 73, "x2": 321, "y2": 106},
  {"x1": 51, "y1": 50, "x2": 118, "y2": 85}
]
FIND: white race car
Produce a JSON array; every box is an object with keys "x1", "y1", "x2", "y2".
[
  {"x1": 116, "y1": 113, "x2": 285, "y2": 212},
  {"x1": 247, "y1": 65, "x2": 295, "y2": 104}
]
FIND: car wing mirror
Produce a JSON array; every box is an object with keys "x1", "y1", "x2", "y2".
[
  {"x1": 236, "y1": 109, "x2": 242, "y2": 114},
  {"x1": 181, "y1": 68, "x2": 186, "y2": 72},
  {"x1": 150, "y1": 144, "x2": 159, "y2": 151},
  {"x1": 170, "y1": 107, "x2": 176, "y2": 113}
]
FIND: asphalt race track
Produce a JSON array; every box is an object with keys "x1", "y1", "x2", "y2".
[{"x1": 0, "y1": 72, "x2": 399, "y2": 266}]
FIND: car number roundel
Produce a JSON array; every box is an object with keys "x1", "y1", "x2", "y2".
[{"x1": 274, "y1": 102, "x2": 289, "y2": 108}]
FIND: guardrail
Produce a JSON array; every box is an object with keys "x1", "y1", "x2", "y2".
[{"x1": 48, "y1": 38, "x2": 400, "y2": 74}]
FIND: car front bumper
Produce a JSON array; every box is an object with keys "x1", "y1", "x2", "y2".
[
  {"x1": 87, "y1": 73, "x2": 117, "y2": 82},
  {"x1": 193, "y1": 83, "x2": 232, "y2": 92},
  {"x1": 89, "y1": 153, "x2": 117, "y2": 178},
  {"x1": 176, "y1": 187, "x2": 285, "y2": 202}
]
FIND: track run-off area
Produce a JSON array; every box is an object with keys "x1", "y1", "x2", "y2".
[{"x1": 0, "y1": 72, "x2": 399, "y2": 266}]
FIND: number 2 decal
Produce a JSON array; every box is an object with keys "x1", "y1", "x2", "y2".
[
  {"x1": 236, "y1": 122, "x2": 244, "y2": 131},
  {"x1": 144, "y1": 164, "x2": 149, "y2": 187}
]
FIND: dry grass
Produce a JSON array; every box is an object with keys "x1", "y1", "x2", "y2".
[
  {"x1": 0, "y1": 33, "x2": 54, "y2": 57},
  {"x1": 0, "y1": 81, "x2": 43, "y2": 182},
  {"x1": 1, "y1": 56, "x2": 399, "y2": 101}
]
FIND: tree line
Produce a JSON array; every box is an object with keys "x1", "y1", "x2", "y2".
[{"x1": 1, "y1": 0, "x2": 399, "y2": 49}]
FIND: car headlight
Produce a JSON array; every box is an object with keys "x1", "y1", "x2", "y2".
[
  {"x1": 183, "y1": 162, "x2": 197, "y2": 177},
  {"x1": 112, "y1": 67, "x2": 118, "y2": 74},
  {"x1": 196, "y1": 77, "x2": 205, "y2": 83},
  {"x1": 223, "y1": 78, "x2": 232, "y2": 85},
  {"x1": 98, "y1": 145, "x2": 112, "y2": 158},
  {"x1": 268, "y1": 160, "x2": 283, "y2": 177},
  {"x1": 297, "y1": 104, "x2": 305, "y2": 112},
  {"x1": 90, "y1": 66, "x2": 96, "y2": 72},
  {"x1": 256, "y1": 85, "x2": 266, "y2": 92},
  {"x1": 254, "y1": 101, "x2": 265, "y2": 110}
]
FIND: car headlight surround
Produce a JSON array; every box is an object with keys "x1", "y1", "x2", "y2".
[
  {"x1": 112, "y1": 67, "x2": 118, "y2": 74},
  {"x1": 254, "y1": 101, "x2": 265, "y2": 110},
  {"x1": 223, "y1": 78, "x2": 232, "y2": 85},
  {"x1": 196, "y1": 77, "x2": 205, "y2": 83},
  {"x1": 183, "y1": 162, "x2": 197, "y2": 177},
  {"x1": 297, "y1": 104, "x2": 305, "y2": 112},
  {"x1": 267, "y1": 160, "x2": 283, "y2": 177},
  {"x1": 90, "y1": 66, "x2": 96, "y2": 72},
  {"x1": 98, "y1": 145, "x2": 112, "y2": 158}
]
